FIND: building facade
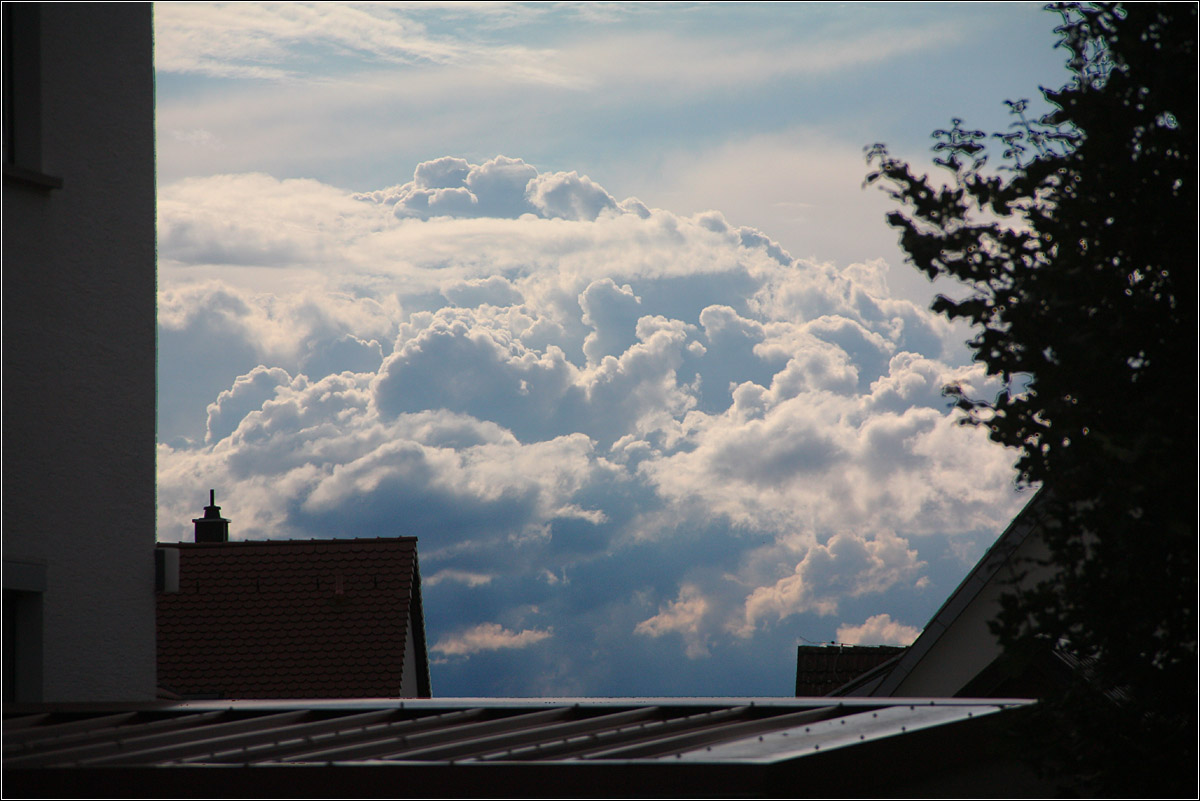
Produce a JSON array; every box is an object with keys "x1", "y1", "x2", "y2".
[{"x1": 3, "y1": 4, "x2": 157, "y2": 702}]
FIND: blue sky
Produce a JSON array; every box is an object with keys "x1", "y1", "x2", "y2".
[{"x1": 154, "y1": 2, "x2": 1069, "y2": 696}]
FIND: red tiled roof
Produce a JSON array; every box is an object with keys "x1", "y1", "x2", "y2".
[
  {"x1": 157, "y1": 537, "x2": 428, "y2": 699},
  {"x1": 795, "y1": 645, "x2": 906, "y2": 697}
]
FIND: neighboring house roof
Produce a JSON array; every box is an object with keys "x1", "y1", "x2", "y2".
[
  {"x1": 157, "y1": 537, "x2": 430, "y2": 700},
  {"x1": 3, "y1": 697, "x2": 1054, "y2": 797},
  {"x1": 835, "y1": 489, "x2": 1054, "y2": 698},
  {"x1": 794, "y1": 645, "x2": 905, "y2": 697}
]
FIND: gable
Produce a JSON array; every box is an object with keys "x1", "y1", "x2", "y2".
[
  {"x1": 157, "y1": 537, "x2": 429, "y2": 699},
  {"x1": 843, "y1": 490, "x2": 1054, "y2": 698}
]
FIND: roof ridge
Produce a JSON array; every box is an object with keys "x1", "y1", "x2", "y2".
[{"x1": 159, "y1": 536, "x2": 418, "y2": 548}]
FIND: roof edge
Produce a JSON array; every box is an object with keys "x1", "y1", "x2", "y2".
[
  {"x1": 157, "y1": 536, "x2": 419, "y2": 548},
  {"x1": 867, "y1": 487, "x2": 1049, "y2": 697}
]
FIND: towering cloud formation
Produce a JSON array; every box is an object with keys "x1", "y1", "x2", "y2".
[{"x1": 157, "y1": 156, "x2": 1027, "y2": 696}]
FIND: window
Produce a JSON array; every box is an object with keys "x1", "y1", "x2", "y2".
[
  {"x1": 3, "y1": 561, "x2": 46, "y2": 703},
  {"x1": 3, "y1": 3, "x2": 62, "y2": 189}
]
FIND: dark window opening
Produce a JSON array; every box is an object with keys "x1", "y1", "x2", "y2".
[
  {"x1": 3, "y1": 587, "x2": 44, "y2": 703},
  {"x1": 3, "y1": 3, "x2": 62, "y2": 190}
]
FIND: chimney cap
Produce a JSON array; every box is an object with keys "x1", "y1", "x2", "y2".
[
  {"x1": 195, "y1": 488, "x2": 227, "y2": 520},
  {"x1": 193, "y1": 489, "x2": 230, "y2": 542}
]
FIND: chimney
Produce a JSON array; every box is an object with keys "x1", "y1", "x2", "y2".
[{"x1": 192, "y1": 489, "x2": 230, "y2": 543}]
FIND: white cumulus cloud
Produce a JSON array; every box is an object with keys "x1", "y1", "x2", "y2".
[
  {"x1": 736, "y1": 530, "x2": 926, "y2": 636},
  {"x1": 837, "y1": 613, "x2": 921, "y2": 646},
  {"x1": 425, "y1": 570, "x2": 494, "y2": 588},
  {"x1": 156, "y1": 155, "x2": 1027, "y2": 695},
  {"x1": 432, "y1": 623, "x2": 553, "y2": 657},
  {"x1": 635, "y1": 584, "x2": 712, "y2": 659}
]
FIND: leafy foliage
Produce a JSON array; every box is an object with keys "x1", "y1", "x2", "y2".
[{"x1": 865, "y1": 3, "x2": 1195, "y2": 793}]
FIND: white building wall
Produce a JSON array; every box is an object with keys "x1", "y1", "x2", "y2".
[
  {"x1": 401, "y1": 615, "x2": 418, "y2": 697},
  {"x1": 891, "y1": 530, "x2": 1055, "y2": 697},
  {"x1": 3, "y1": 4, "x2": 157, "y2": 701}
]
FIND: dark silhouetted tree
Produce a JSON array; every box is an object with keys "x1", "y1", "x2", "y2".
[{"x1": 865, "y1": 3, "x2": 1195, "y2": 794}]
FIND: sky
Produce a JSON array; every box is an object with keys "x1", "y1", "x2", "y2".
[{"x1": 153, "y1": 2, "x2": 1073, "y2": 697}]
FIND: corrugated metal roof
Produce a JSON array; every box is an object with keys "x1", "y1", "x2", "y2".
[
  {"x1": 156, "y1": 537, "x2": 429, "y2": 699},
  {"x1": 4, "y1": 698, "x2": 1041, "y2": 797},
  {"x1": 4, "y1": 697, "x2": 1026, "y2": 768}
]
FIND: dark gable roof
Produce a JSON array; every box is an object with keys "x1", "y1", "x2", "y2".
[
  {"x1": 157, "y1": 537, "x2": 429, "y2": 699},
  {"x1": 795, "y1": 645, "x2": 906, "y2": 697}
]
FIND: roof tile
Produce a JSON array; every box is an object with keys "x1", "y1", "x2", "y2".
[
  {"x1": 157, "y1": 536, "x2": 425, "y2": 699},
  {"x1": 794, "y1": 645, "x2": 906, "y2": 697}
]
